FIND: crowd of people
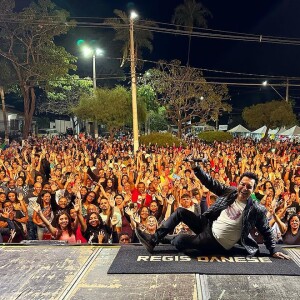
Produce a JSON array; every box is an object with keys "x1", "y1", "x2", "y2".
[{"x1": 0, "y1": 134, "x2": 299, "y2": 247}]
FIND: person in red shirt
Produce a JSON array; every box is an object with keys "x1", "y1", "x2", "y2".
[{"x1": 131, "y1": 182, "x2": 152, "y2": 208}]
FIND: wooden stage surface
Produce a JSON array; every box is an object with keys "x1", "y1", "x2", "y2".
[{"x1": 0, "y1": 245, "x2": 299, "y2": 300}]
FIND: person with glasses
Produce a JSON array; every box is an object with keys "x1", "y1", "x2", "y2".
[{"x1": 136, "y1": 164, "x2": 289, "y2": 260}]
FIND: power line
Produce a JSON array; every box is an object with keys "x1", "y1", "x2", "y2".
[
  {"x1": 2, "y1": 15, "x2": 300, "y2": 47},
  {"x1": 138, "y1": 58, "x2": 300, "y2": 82},
  {"x1": 1, "y1": 15, "x2": 300, "y2": 90}
]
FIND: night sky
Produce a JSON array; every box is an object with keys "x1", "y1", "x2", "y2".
[{"x1": 15, "y1": 0, "x2": 300, "y2": 120}]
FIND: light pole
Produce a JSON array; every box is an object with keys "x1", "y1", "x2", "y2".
[
  {"x1": 83, "y1": 46, "x2": 103, "y2": 137},
  {"x1": 130, "y1": 11, "x2": 139, "y2": 154},
  {"x1": 262, "y1": 80, "x2": 289, "y2": 102}
]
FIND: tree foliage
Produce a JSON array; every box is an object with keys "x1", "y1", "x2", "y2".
[
  {"x1": 140, "y1": 132, "x2": 186, "y2": 147},
  {"x1": 37, "y1": 75, "x2": 93, "y2": 117},
  {"x1": 198, "y1": 131, "x2": 233, "y2": 143},
  {"x1": 0, "y1": 0, "x2": 76, "y2": 137},
  {"x1": 137, "y1": 84, "x2": 159, "y2": 112},
  {"x1": 242, "y1": 100, "x2": 297, "y2": 135},
  {"x1": 149, "y1": 107, "x2": 169, "y2": 132},
  {"x1": 73, "y1": 86, "x2": 146, "y2": 139},
  {"x1": 172, "y1": 0, "x2": 212, "y2": 66},
  {"x1": 104, "y1": 9, "x2": 157, "y2": 68},
  {"x1": 143, "y1": 60, "x2": 231, "y2": 137}
]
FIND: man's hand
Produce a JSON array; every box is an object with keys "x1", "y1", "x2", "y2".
[
  {"x1": 30, "y1": 202, "x2": 41, "y2": 214},
  {"x1": 1, "y1": 208, "x2": 10, "y2": 219},
  {"x1": 272, "y1": 251, "x2": 290, "y2": 260},
  {"x1": 18, "y1": 193, "x2": 24, "y2": 202},
  {"x1": 110, "y1": 215, "x2": 118, "y2": 226},
  {"x1": 166, "y1": 195, "x2": 175, "y2": 206},
  {"x1": 124, "y1": 207, "x2": 134, "y2": 217}
]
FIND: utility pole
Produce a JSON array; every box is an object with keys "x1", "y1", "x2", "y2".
[
  {"x1": 92, "y1": 54, "x2": 96, "y2": 90},
  {"x1": 93, "y1": 53, "x2": 98, "y2": 138},
  {"x1": 286, "y1": 78, "x2": 289, "y2": 102},
  {"x1": 130, "y1": 12, "x2": 139, "y2": 154}
]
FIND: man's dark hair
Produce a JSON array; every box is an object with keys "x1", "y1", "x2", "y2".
[
  {"x1": 240, "y1": 172, "x2": 259, "y2": 189},
  {"x1": 118, "y1": 232, "x2": 130, "y2": 239},
  {"x1": 118, "y1": 232, "x2": 131, "y2": 243},
  {"x1": 181, "y1": 193, "x2": 190, "y2": 199}
]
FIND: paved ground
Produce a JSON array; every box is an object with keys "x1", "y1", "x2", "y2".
[{"x1": 0, "y1": 245, "x2": 299, "y2": 300}]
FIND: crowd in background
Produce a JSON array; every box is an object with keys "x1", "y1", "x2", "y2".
[{"x1": 0, "y1": 134, "x2": 299, "y2": 245}]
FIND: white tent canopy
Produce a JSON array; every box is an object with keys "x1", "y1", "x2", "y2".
[
  {"x1": 251, "y1": 125, "x2": 279, "y2": 135},
  {"x1": 228, "y1": 124, "x2": 250, "y2": 133},
  {"x1": 276, "y1": 127, "x2": 286, "y2": 135},
  {"x1": 280, "y1": 125, "x2": 300, "y2": 136}
]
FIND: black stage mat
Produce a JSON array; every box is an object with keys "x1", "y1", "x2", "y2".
[{"x1": 108, "y1": 244, "x2": 300, "y2": 275}]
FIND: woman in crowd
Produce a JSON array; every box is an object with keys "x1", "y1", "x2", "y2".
[
  {"x1": 274, "y1": 213, "x2": 300, "y2": 244},
  {"x1": 15, "y1": 176, "x2": 30, "y2": 197},
  {"x1": 69, "y1": 206, "x2": 87, "y2": 243},
  {"x1": 137, "y1": 206, "x2": 150, "y2": 229},
  {"x1": 79, "y1": 186, "x2": 88, "y2": 200},
  {"x1": 77, "y1": 208, "x2": 117, "y2": 244},
  {"x1": 7, "y1": 191, "x2": 27, "y2": 214},
  {"x1": 117, "y1": 174, "x2": 130, "y2": 194},
  {"x1": 104, "y1": 178, "x2": 117, "y2": 195},
  {"x1": 81, "y1": 191, "x2": 97, "y2": 217},
  {"x1": 114, "y1": 194, "x2": 132, "y2": 236},
  {"x1": 31, "y1": 202, "x2": 76, "y2": 243},
  {"x1": 33, "y1": 191, "x2": 54, "y2": 240},
  {"x1": 144, "y1": 215, "x2": 158, "y2": 235},
  {"x1": 148, "y1": 200, "x2": 163, "y2": 224}
]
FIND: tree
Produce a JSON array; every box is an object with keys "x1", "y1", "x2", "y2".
[
  {"x1": 37, "y1": 75, "x2": 93, "y2": 128},
  {"x1": 242, "y1": 100, "x2": 297, "y2": 138},
  {"x1": 0, "y1": 59, "x2": 16, "y2": 142},
  {"x1": 104, "y1": 9, "x2": 157, "y2": 68},
  {"x1": 172, "y1": 0, "x2": 212, "y2": 66},
  {"x1": 137, "y1": 84, "x2": 159, "y2": 134},
  {"x1": 73, "y1": 86, "x2": 146, "y2": 139},
  {"x1": 0, "y1": 0, "x2": 76, "y2": 138},
  {"x1": 148, "y1": 107, "x2": 169, "y2": 132},
  {"x1": 143, "y1": 60, "x2": 231, "y2": 137}
]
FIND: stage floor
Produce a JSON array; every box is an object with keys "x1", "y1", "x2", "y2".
[{"x1": 0, "y1": 245, "x2": 299, "y2": 300}]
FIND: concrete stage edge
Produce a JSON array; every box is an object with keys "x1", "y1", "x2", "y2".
[{"x1": 0, "y1": 245, "x2": 299, "y2": 300}]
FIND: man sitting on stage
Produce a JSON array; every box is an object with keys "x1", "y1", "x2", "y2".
[{"x1": 135, "y1": 165, "x2": 289, "y2": 259}]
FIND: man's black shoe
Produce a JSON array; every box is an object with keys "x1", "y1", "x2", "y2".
[{"x1": 135, "y1": 228, "x2": 156, "y2": 253}]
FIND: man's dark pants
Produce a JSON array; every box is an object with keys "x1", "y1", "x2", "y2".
[{"x1": 157, "y1": 207, "x2": 225, "y2": 253}]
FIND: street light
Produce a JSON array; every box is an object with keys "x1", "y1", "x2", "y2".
[
  {"x1": 130, "y1": 10, "x2": 139, "y2": 154},
  {"x1": 83, "y1": 46, "x2": 104, "y2": 90},
  {"x1": 262, "y1": 80, "x2": 288, "y2": 102},
  {"x1": 82, "y1": 46, "x2": 104, "y2": 137}
]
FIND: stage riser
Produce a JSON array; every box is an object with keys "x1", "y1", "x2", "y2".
[{"x1": 0, "y1": 246, "x2": 299, "y2": 300}]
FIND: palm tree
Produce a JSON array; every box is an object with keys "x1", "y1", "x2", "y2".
[
  {"x1": 105, "y1": 9, "x2": 157, "y2": 69},
  {"x1": 172, "y1": 0, "x2": 212, "y2": 66}
]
